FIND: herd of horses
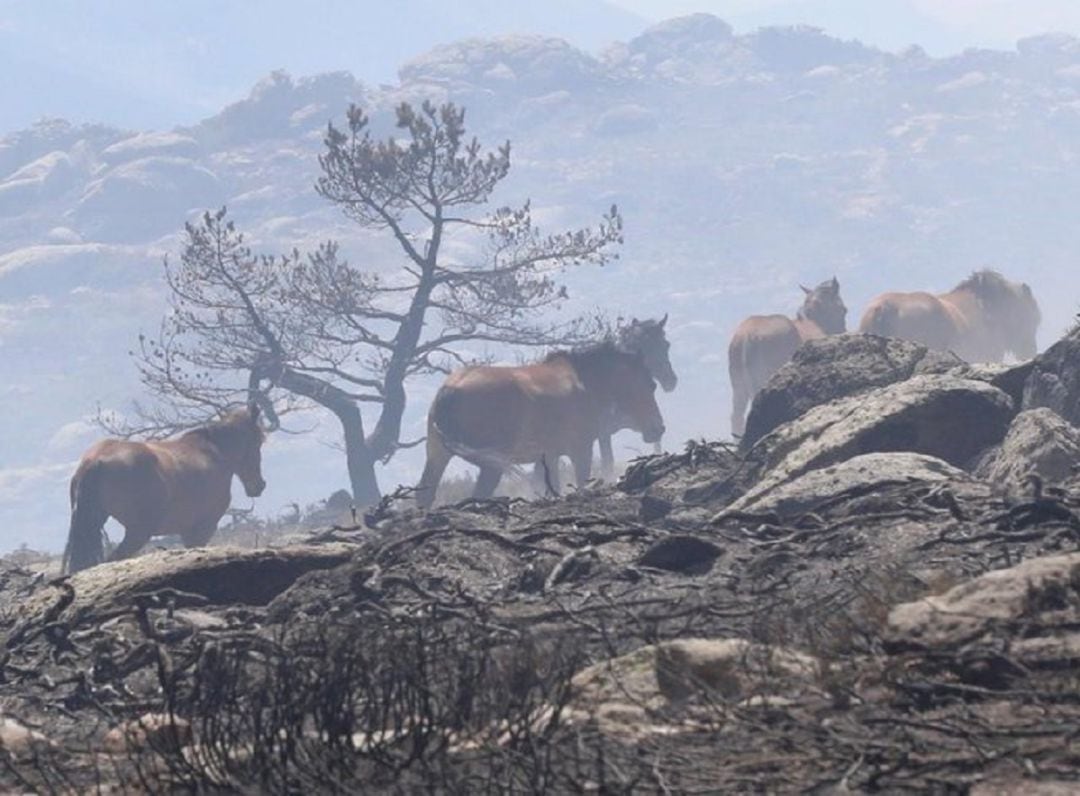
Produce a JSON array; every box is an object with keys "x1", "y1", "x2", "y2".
[{"x1": 62, "y1": 270, "x2": 1041, "y2": 572}]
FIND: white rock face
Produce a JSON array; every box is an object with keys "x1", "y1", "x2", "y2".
[
  {"x1": 975, "y1": 408, "x2": 1080, "y2": 491},
  {"x1": 726, "y1": 451, "x2": 981, "y2": 517},
  {"x1": 742, "y1": 334, "x2": 964, "y2": 449},
  {"x1": 886, "y1": 553, "x2": 1080, "y2": 665},
  {"x1": 742, "y1": 375, "x2": 1015, "y2": 506},
  {"x1": 568, "y1": 637, "x2": 820, "y2": 735},
  {"x1": 101, "y1": 132, "x2": 201, "y2": 165},
  {"x1": 74, "y1": 156, "x2": 221, "y2": 239}
]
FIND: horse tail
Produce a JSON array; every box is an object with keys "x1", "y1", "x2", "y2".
[
  {"x1": 728, "y1": 328, "x2": 752, "y2": 439},
  {"x1": 860, "y1": 300, "x2": 898, "y2": 338},
  {"x1": 63, "y1": 462, "x2": 108, "y2": 574}
]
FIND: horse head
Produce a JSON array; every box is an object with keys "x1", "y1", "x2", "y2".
[
  {"x1": 1010, "y1": 282, "x2": 1042, "y2": 359},
  {"x1": 229, "y1": 403, "x2": 270, "y2": 498},
  {"x1": 964, "y1": 270, "x2": 1041, "y2": 360},
  {"x1": 618, "y1": 314, "x2": 678, "y2": 392},
  {"x1": 798, "y1": 276, "x2": 847, "y2": 335},
  {"x1": 610, "y1": 351, "x2": 666, "y2": 445}
]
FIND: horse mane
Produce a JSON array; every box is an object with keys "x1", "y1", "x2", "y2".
[
  {"x1": 544, "y1": 339, "x2": 622, "y2": 367},
  {"x1": 184, "y1": 408, "x2": 261, "y2": 449},
  {"x1": 955, "y1": 269, "x2": 1012, "y2": 297}
]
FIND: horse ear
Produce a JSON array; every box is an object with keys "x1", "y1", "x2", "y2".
[
  {"x1": 659, "y1": 313, "x2": 668, "y2": 328},
  {"x1": 800, "y1": 284, "x2": 811, "y2": 295},
  {"x1": 831, "y1": 276, "x2": 839, "y2": 288}
]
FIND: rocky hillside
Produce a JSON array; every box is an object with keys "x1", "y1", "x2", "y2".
[
  {"x1": 6, "y1": 15, "x2": 1080, "y2": 550},
  {"x1": 0, "y1": 328, "x2": 1078, "y2": 791}
]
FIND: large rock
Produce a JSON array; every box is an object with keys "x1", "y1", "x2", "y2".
[
  {"x1": 1023, "y1": 327, "x2": 1080, "y2": 426},
  {"x1": 726, "y1": 452, "x2": 983, "y2": 517},
  {"x1": 16, "y1": 544, "x2": 355, "y2": 621},
  {"x1": 74, "y1": 156, "x2": 222, "y2": 240},
  {"x1": 975, "y1": 408, "x2": 1080, "y2": 492},
  {"x1": 885, "y1": 553, "x2": 1080, "y2": 674},
  {"x1": 568, "y1": 637, "x2": 820, "y2": 735},
  {"x1": 742, "y1": 375, "x2": 1014, "y2": 504},
  {"x1": 0, "y1": 717, "x2": 55, "y2": 758},
  {"x1": 741, "y1": 334, "x2": 962, "y2": 449},
  {"x1": 400, "y1": 35, "x2": 602, "y2": 95}
]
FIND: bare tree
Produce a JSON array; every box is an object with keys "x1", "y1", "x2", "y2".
[{"x1": 120, "y1": 101, "x2": 622, "y2": 503}]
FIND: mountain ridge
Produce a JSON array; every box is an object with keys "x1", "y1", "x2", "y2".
[{"x1": 3, "y1": 15, "x2": 1080, "y2": 551}]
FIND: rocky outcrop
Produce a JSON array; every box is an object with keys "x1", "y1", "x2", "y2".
[
  {"x1": 0, "y1": 717, "x2": 55, "y2": 759},
  {"x1": 74, "y1": 156, "x2": 222, "y2": 240},
  {"x1": 741, "y1": 374, "x2": 1014, "y2": 504},
  {"x1": 741, "y1": 334, "x2": 963, "y2": 449},
  {"x1": 1022, "y1": 327, "x2": 1080, "y2": 427},
  {"x1": 885, "y1": 553, "x2": 1080, "y2": 679},
  {"x1": 104, "y1": 713, "x2": 193, "y2": 755},
  {"x1": 400, "y1": 35, "x2": 602, "y2": 95},
  {"x1": 569, "y1": 637, "x2": 820, "y2": 735},
  {"x1": 975, "y1": 408, "x2": 1080, "y2": 492},
  {"x1": 18, "y1": 544, "x2": 355, "y2": 618},
  {"x1": 726, "y1": 451, "x2": 983, "y2": 517}
]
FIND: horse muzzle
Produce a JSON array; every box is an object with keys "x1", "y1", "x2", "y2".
[{"x1": 245, "y1": 479, "x2": 267, "y2": 498}]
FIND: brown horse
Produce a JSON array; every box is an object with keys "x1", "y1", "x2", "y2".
[
  {"x1": 728, "y1": 277, "x2": 847, "y2": 438},
  {"x1": 416, "y1": 342, "x2": 665, "y2": 508},
  {"x1": 595, "y1": 315, "x2": 677, "y2": 478},
  {"x1": 63, "y1": 405, "x2": 269, "y2": 573},
  {"x1": 859, "y1": 269, "x2": 1040, "y2": 363}
]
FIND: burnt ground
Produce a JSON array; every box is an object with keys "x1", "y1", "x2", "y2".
[{"x1": 1, "y1": 440, "x2": 1079, "y2": 793}]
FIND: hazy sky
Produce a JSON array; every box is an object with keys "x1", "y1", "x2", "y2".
[
  {"x1": 612, "y1": 0, "x2": 1080, "y2": 54},
  {"x1": 6, "y1": 0, "x2": 1080, "y2": 132}
]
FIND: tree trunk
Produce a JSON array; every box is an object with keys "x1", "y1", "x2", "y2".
[
  {"x1": 340, "y1": 403, "x2": 382, "y2": 506},
  {"x1": 270, "y1": 365, "x2": 384, "y2": 506}
]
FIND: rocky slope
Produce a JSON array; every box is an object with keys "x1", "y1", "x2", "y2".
[{"x1": 0, "y1": 329, "x2": 1078, "y2": 792}]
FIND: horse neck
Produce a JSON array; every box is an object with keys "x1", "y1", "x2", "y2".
[
  {"x1": 938, "y1": 288, "x2": 982, "y2": 332},
  {"x1": 615, "y1": 326, "x2": 647, "y2": 354},
  {"x1": 939, "y1": 288, "x2": 1012, "y2": 359},
  {"x1": 792, "y1": 316, "x2": 826, "y2": 342},
  {"x1": 561, "y1": 347, "x2": 622, "y2": 398},
  {"x1": 185, "y1": 425, "x2": 243, "y2": 470}
]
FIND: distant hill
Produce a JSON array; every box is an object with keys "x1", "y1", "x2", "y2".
[
  {"x1": 0, "y1": 0, "x2": 645, "y2": 132},
  {"x1": 4, "y1": 15, "x2": 1080, "y2": 552}
]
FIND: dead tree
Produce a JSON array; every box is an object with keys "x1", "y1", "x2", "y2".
[{"x1": 119, "y1": 101, "x2": 622, "y2": 504}]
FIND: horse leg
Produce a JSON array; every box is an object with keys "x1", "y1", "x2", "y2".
[
  {"x1": 183, "y1": 521, "x2": 218, "y2": 549},
  {"x1": 108, "y1": 526, "x2": 151, "y2": 562},
  {"x1": 571, "y1": 444, "x2": 593, "y2": 489},
  {"x1": 597, "y1": 434, "x2": 615, "y2": 481},
  {"x1": 416, "y1": 432, "x2": 453, "y2": 509},
  {"x1": 729, "y1": 337, "x2": 750, "y2": 439},
  {"x1": 63, "y1": 466, "x2": 110, "y2": 573},
  {"x1": 534, "y1": 454, "x2": 561, "y2": 497},
  {"x1": 473, "y1": 466, "x2": 503, "y2": 500},
  {"x1": 730, "y1": 381, "x2": 749, "y2": 439}
]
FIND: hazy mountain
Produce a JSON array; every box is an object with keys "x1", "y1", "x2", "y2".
[
  {"x1": 1, "y1": 0, "x2": 645, "y2": 132},
  {"x1": 4, "y1": 15, "x2": 1080, "y2": 552}
]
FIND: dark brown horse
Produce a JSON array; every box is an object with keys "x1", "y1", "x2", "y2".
[
  {"x1": 728, "y1": 277, "x2": 847, "y2": 438},
  {"x1": 595, "y1": 315, "x2": 677, "y2": 478},
  {"x1": 63, "y1": 405, "x2": 269, "y2": 573},
  {"x1": 416, "y1": 342, "x2": 665, "y2": 508},
  {"x1": 859, "y1": 269, "x2": 1040, "y2": 363}
]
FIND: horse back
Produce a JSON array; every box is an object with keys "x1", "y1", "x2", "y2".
[
  {"x1": 729, "y1": 315, "x2": 802, "y2": 379},
  {"x1": 432, "y1": 360, "x2": 593, "y2": 463},
  {"x1": 74, "y1": 436, "x2": 230, "y2": 533},
  {"x1": 860, "y1": 291, "x2": 959, "y2": 350}
]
